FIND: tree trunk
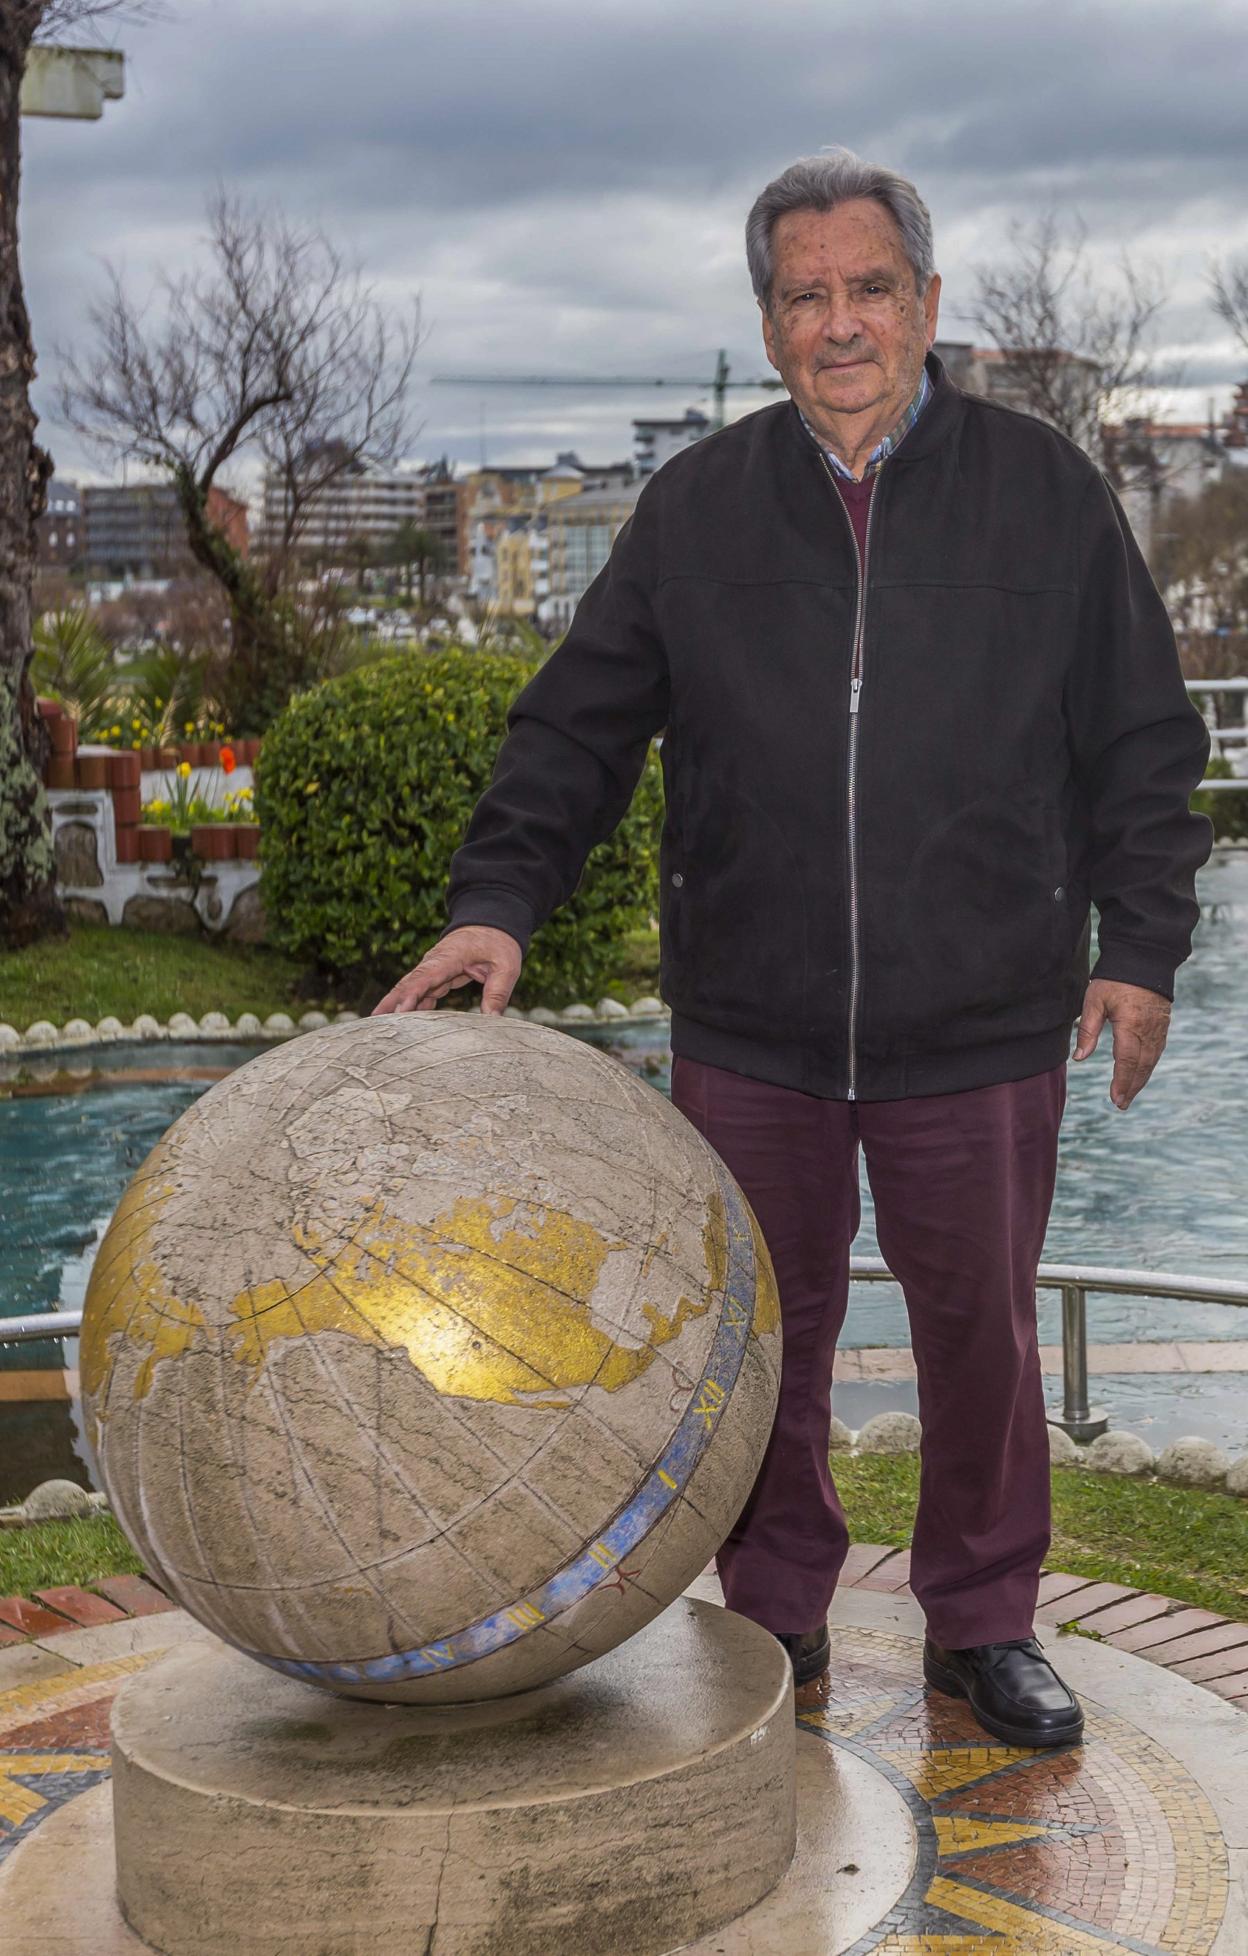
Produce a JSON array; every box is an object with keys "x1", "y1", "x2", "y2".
[
  {"x1": 174, "y1": 463, "x2": 311, "y2": 732},
  {"x1": 0, "y1": 10, "x2": 66, "y2": 950}
]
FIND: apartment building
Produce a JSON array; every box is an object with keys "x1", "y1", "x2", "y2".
[{"x1": 81, "y1": 481, "x2": 248, "y2": 580}]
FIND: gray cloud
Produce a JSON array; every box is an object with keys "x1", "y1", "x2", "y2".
[{"x1": 23, "y1": 0, "x2": 1248, "y2": 477}]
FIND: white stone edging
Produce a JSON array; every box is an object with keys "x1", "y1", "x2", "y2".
[
  {"x1": 0, "y1": 994, "x2": 671, "y2": 1059},
  {"x1": 834, "y1": 1412, "x2": 1248, "y2": 1495}
]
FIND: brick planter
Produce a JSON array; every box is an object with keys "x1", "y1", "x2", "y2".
[
  {"x1": 138, "y1": 825, "x2": 174, "y2": 863},
  {"x1": 112, "y1": 785, "x2": 142, "y2": 824},
  {"x1": 114, "y1": 826, "x2": 141, "y2": 864},
  {"x1": 75, "y1": 752, "x2": 108, "y2": 790},
  {"x1": 108, "y1": 751, "x2": 142, "y2": 789},
  {"x1": 235, "y1": 824, "x2": 260, "y2": 859},
  {"x1": 46, "y1": 756, "x2": 76, "y2": 790},
  {"x1": 190, "y1": 823, "x2": 234, "y2": 860},
  {"x1": 49, "y1": 714, "x2": 77, "y2": 757}
]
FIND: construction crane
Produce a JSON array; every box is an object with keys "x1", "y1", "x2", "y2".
[{"x1": 431, "y1": 348, "x2": 785, "y2": 435}]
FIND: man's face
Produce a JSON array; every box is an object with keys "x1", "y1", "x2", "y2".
[{"x1": 760, "y1": 199, "x2": 941, "y2": 431}]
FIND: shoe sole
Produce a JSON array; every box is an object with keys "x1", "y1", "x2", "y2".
[
  {"x1": 792, "y1": 1636, "x2": 831, "y2": 1687},
  {"x1": 923, "y1": 1650, "x2": 1085, "y2": 1749}
]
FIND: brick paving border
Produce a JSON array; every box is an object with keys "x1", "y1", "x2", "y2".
[{"x1": 0, "y1": 1552, "x2": 1245, "y2": 1708}]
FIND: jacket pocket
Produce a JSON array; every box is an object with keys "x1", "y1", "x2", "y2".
[{"x1": 884, "y1": 787, "x2": 1068, "y2": 1036}]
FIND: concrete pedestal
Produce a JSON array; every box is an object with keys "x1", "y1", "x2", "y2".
[{"x1": 110, "y1": 1597, "x2": 796, "y2": 1956}]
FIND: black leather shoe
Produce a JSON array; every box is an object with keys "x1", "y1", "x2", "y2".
[
  {"x1": 923, "y1": 1634, "x2": 1084, "y2": 1748},
  {"x1": 775, "y1": 1623, "x2": 831, "y2": 1686}
]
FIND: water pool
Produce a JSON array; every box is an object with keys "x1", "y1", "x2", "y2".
[{"x1": 2, "y1": 850, "x2": 1246, "y2": 1490}]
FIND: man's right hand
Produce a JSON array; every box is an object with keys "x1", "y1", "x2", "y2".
[{"x1": 371, "y1": 926, "x2": 523, "y2": 1017}]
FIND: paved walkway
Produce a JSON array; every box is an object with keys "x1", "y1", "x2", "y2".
[
  {"x1": 834, "y1": 1343, "x2": 1248, "y2": 1380},
  {"x1": 0, "y1": 1554, "x2": 1244, "y2": 1953}
]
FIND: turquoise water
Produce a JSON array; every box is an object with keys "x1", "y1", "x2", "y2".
[{"x1": 1, "y1": 851, "x2": 1245, "y2": 1484}]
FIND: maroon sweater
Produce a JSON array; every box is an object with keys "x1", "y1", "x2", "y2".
[{"x1": 832, "y1": 470, "x2": 874, "y2": 561}]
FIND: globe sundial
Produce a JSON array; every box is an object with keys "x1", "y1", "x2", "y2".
[{"x1": 83, "y1": 1012, "x2": 796, "y2": 1955}]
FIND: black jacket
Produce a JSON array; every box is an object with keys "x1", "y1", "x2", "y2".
[{"x1": 439, "y1": 352, "x2": 1213, "y2": 1100}]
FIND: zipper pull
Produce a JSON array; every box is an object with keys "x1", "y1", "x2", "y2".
[{"x1": 850, "y1": 676, "x2": 863, "y2": 714}]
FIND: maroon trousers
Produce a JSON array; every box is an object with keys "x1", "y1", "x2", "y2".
[{"x1": 670, "y1": 1054, "x2": 1066, "y2": 1649}]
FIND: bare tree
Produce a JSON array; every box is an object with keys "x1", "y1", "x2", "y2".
[
  {"x1": 1, "y1": 1, "x2": 160, "y2": 948},
  {"x1": 1153, "y1": 472, "x2": 1248, "y2": 689},
  {"x1": 59, "y1": 189, "x2": 423, "y2": 732},
  {"x1": 966, "y1": 212, "x2": 1170, "y2": 485},
  {"x1": 1210, "y1": 255, "x2": 1248, "y2": 355}
]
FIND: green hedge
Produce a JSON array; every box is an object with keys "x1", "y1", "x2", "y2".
[
  {"x1": 1192, "y1": 752, "x2": 1248, "y2": 842},
  {"x1": 254, "y1": 649, "x2": 663, "y2": 1006}
]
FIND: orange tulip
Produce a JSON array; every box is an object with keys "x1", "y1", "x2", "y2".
[{"x1": 220, "y1": 746, "x2": 237, "y2": 773}]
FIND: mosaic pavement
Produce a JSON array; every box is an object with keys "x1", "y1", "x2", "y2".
[{"x1": 0, "y1": 1609, "x2": 1240, "y2": 1954}]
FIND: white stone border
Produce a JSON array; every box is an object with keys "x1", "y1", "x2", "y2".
[
  {"x1": 833, "y1": 1412, "x2": 1248, "y2": 1496},
  {"x1": 0, "y1": 995, "x2": 671, "y2": 1058}
]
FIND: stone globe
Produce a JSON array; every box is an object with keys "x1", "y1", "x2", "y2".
[{"x1": 81, "y1": 1014, "x2": 781, "y2": 1702}]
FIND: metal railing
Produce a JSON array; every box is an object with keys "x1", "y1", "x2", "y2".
[
  {"x1": 1189, "y1": 678, "x2": 1248, "y2": 786},
  {"x1": 848, "y1": 1258, "x2": 1248, "y2": 1440},
  {"x1": 5, "y1": 1262, "x2": 1246, "y2": 1442}
]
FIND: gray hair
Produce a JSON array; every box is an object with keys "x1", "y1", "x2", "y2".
[{"x1": 745, "y1": 148, "x2": 935, "y2": 311}]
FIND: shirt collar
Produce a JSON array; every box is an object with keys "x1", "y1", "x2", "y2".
[{"x1": 798, "y1": 364, "x2": 933, "y2": 481}]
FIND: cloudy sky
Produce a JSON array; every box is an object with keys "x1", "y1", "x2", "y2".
[{"x1": 23, "y1": 0, "x2": 1248, "y2": 490}]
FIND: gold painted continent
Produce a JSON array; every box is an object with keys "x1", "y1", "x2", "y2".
[{"x1": 83, "y1": 1181, "x2": 741, "y2": 1414}]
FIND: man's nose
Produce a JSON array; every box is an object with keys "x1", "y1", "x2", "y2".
[{"x1": 822, "y1": 287, "x2": 863, "y2": 344}]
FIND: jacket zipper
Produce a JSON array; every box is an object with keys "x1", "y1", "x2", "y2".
[{"x1": 816, "y1": 450, "x2": 883, "y2": 1102}]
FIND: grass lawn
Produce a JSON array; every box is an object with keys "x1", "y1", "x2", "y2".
[
  {"x1": 0, "y1": 921, "x2": 321, "y2": 1029},
  {"x1": 0, "y1": 922, "x2": 664, "y2": 1031},
  {"x1": 836, "y1": 1454, "x2": 1248, "y2": 1624},
  {"x1": 4, "y1": 1458, "x2": 1244, "y2": 1624},
  {"x1": 0, "y1": 1514, "x2": 142, "y2": 1597}
]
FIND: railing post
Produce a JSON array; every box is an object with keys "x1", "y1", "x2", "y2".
[{"x1": 1050, "y1": 1281, "x2": 1109, "y2": 1442}]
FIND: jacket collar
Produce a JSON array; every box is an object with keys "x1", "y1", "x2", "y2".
[{"x1": 784, "y1": 348, "x2": 963, "y2": 469}]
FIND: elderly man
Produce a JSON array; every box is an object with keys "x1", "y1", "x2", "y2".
[{"x1": 374, "y1": 150, "x2": 1212, "y2": 1748}]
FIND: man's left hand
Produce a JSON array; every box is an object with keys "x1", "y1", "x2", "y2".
[{"x1": 1073, "y1": 978, "x2": 1172, "y2": 1111}]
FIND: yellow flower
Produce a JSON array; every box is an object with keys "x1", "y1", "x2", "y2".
[
  {"x1": 184, "y1": 721, "x2": 195, "y2": 734},
  {"x1": 111, "y1": 724, "x2": 121, "y2": 736},
  {"x1": 178, "y1": 761, "x2": 191, "y2": 778},
  {"x1": 131, "y1": 718, "x2": 142, "y2": 730}
]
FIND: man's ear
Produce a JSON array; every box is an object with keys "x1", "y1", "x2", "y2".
[{"x1": 923, "y1": 270, "x2": 942, "y2": 347}]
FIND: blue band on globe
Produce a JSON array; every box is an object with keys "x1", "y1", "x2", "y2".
[{"x1": 240, "y1": 1154, "x2": 761, "y2": 1688}]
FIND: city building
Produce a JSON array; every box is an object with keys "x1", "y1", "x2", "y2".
[
  {"x1": 541, "y1": 480, "x2": 643, "y2": 632},
  {"x1": 257, "y1": 451, "x2": 470, "y2": 578},
  {"x1": 464, "y1": 453, "x2": 633, "y2": 606},
  {"x1": 633, "y1": 408, "x2": 709, "y2": 475},
  {"x1": 37, "y1": 477, "x2": 82, "y2": 570},
  {"x1": 81, "y1": 481, "x2": 248, "y2": 580}
]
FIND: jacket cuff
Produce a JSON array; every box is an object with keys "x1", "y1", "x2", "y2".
[
  {"x1": 435, "y1": 888, "x2": 537, "y2": 957},
  {"x1": 1089, "y1": 939, "x2": 1177, "y2": 1002}
]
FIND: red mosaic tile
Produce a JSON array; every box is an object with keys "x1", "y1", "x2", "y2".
[
  {"x1": 32, "y1": 1586, "x2": 127, "y2": 1627},
  {"x1": 838, "y1": 1542, "x2": 903, "y2": 1586},
  {"x1": 1035, "y1": 1579, "x2": 1138, "y2": 1623},
  {"x1": 0, "y1": 1595, "x2": 75, "y2": 1638},
  {"x1": 950, "y1": 1832, "x2": 1129, "y2": 1932},
  {"x1": 95, "y1": 1574, "x2": 176, "y2": 1617},
  {"x1": 855, "y1": 1548, "x2": 913, "y2": 1592},
  {"x1": 0, "y1": 1622, "x2": 24, "y2": 1648},
  {"x1": 3, "y1": 1695, "x2": 116, "y2": 1749}
]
